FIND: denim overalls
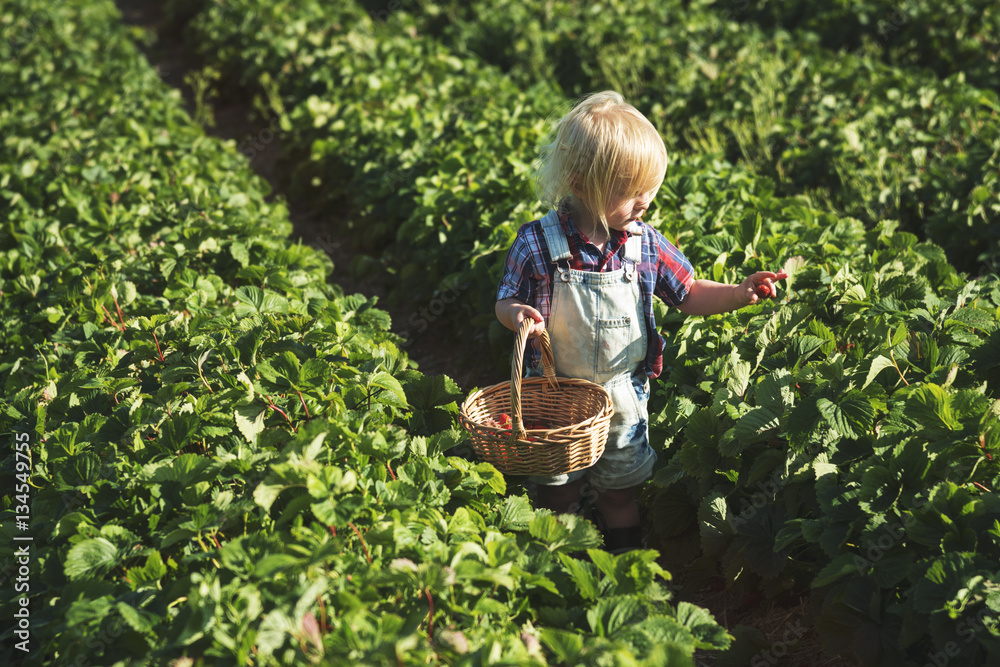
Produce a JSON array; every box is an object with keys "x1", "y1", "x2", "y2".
[{"x1": 530, "y1": 210, "x2": 657, "y2": 489}]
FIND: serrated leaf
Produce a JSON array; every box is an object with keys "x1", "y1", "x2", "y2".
[
  {"x1": 529, "y1": 513, "x2": 602, "y2": 553},
  {"x1": 65, "y1": 537, "x2": 119, "y2": 579},
  {"x1": 116, "y1": 602, "x2": 157, "y2": 633},
  {"x1": 890, "y1": 322, "x2": 908, "y2": 347},
  {"x1": 699, "y1": 492, "x2": 733, "y2": 557},
  {"x1": 235, "y1": 408, "x2": 266, "y2": 444},
  {"x1": 559, "y1": 554, "x2": 600, "y2": 601},
  {"x1": 904, "y1": 384, "x2": 962, "y2": 430},
  {"x1": 235, "y1": 286, "x2": 289, "y2": 315},
  {"x1": 864, "y1": 355, "x2": 897, "y2": 389},
  {"x1": 230, "y1": 241, "x2": 250, "y2": 267},
  {"x1": 817, "y1": 393, "x2": 874, "y2": 438},
  {"x1": 811, "y1": 553, "x2": 860, "y2": 588},
  {"x1": 732, "y1": 406, "x2": 781, "y2": 444},
  {"x1": 859, "y1": 466, "x2": 899, "y2": 513},
  {"x1": 587, "y1": 595, "x2": 644, "y2": 636},
  {"x1": 497, "y1": 495, "x2": 534, "y2": 531},
  {"x1": 788, "y1": 335, "x2": 827, "y2": 364},
  {"x1": 159, "y1": 413, "x2": 201, "y2": 449},
  {"x1": 125, "y1": 551, "x2": 167, "y2": 587},
  {"x1": 736, "y1": 211, "x2": 762, "y2": 249},
  {"x1": 539, "y1": 628, "x2": 584, "y2": 663},
  {"x1": 949, "y1": 306, "x2": 997, "y2": 333},
  {"x1": 674, "y1": 601, "x2": 730, "y2": 650},
  {"x1": 368, "y1": 371, "x2": 408, "y2": 408},
  {"x1": 401, "y1": 371, "x2": 463, "y2": 409},
  {"x1": 755, "y1": 368, "x2": 793, "y2": 414},
  {"x1": 727, "y1": 350, "x2": 751, "y2": 397},
  {"x1": 254, "y1": 482, "x2": 290, "y2": 512},
  {"x1": 784, "y1": 396, "x2": 819, "y2": 435}
]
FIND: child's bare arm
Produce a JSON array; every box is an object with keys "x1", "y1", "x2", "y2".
[
  {"x1": 676, "y1": 271, "x2": 787, "y2": 316},
  {"x1": 496, "y1": 298, "x2": 546, "y2": 338}
]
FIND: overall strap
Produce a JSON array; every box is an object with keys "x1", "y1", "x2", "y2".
[
  {"x1": 539, "y1": 209, "x2": 572, "y2": 263},
  {"x1": 623, "y1": 228, "x2": 643, "y2": 264},
  {"x1": 621, "y1": 228, "x2": 643, "y2": 281}
]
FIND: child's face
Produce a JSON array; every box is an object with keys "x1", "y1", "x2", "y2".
[{"x1": 604, "y1": 189, "x2": 655, "y2": 232}]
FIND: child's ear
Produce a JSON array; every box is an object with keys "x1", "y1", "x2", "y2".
[{"x1": 569, "y1": 175, "x2": 585, "y2": 199}]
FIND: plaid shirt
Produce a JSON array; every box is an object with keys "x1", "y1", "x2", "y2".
[{"x1": 497, "y1": 203, "x2": 694, "y2": 378}]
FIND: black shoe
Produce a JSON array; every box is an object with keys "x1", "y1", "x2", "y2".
[{"x1": 592, "y1": 508, "x2": 645, "y2": 554}]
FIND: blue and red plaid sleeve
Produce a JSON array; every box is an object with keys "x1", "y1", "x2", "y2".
[
  {"x1": 497, "y1": 222, "x2": 540, "y2": 304},
  {"x1": 649, "y1": 228, "x2": 694, "y2": 306}
]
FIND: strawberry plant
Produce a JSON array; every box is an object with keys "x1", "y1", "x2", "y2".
[
  {"x1": 646, "y1": 213, "x2": 1000, "y2": 664},
  {"x1": 0, "y1": 1, "x2": 729, "y2": 664},
  {"x1": 377, "y1": 0, "x2": 1000, "y2": 276},
  {"x1": 715, "y1": 0, "x2": 1000, "y2": 91},
  {"x1": 134, "y1": 0, "x2": 1000, "y2": 663}
]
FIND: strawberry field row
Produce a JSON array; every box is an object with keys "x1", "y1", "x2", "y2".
[
  {"x1": 0, "y1": 1, "x2": 728, "y2": 664},
  {"x1": 160, "y1": 1, "x2": 1000, "y2": 664},
  {"x1": 367, "y1": 0, "x2": 1000, "y2": 277},
  {"x1": 708, "y1": 0, "x2": 1000, "y2": 91}
]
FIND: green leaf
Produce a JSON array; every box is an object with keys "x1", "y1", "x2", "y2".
[
  {"x1": 230, "y1": 241, "x2": 250, "y2": 267},
  {"x1": 256, "y1": 609, "x2": 296, "y2": 655},
  {"x1": 782, "y1": 255, "x2": 806, "y2": 294},
  {"x1": 732, "y1": 406, "x2": 781, "y2": 444},
  {"x1": 254, "y1": 482, "x2": 292, "y2": 512},
  {"x1": 903, "y1": 384, "x2": 962, "y2": 430},
  {"x1": 65, "y1": 537, "x2": 119, "y2": 579},
  {"x1": 529, "y1": 513, "x2": 602, "y2": 553},
  {"x1": 948, "y1": 306, "x2": 997, "y2": 333},
  {"x1": 235, "y1": 286, "x2": 289, "y2": 315},
  {"x1": 890, "y1": 322, "x2": 908, "y2": 347},
  {"x1": 116, "y1": 602, "x2": 157, "y2": 633},
  {"x1": 558, "y1": 554, "x2": 600, "y2": 600},
  {"x1": 539, "y1": 628, "x2": 583, "y2": 663},
  {"x1": 788, "y1": 335, "x2": 827, "y2": 364},
  {"x1": 727, "y1": 350, "x2": 751, "y2": 397},
  {"x1": 159, "y1": 413, "x2": 201, "y2": 449},
  {"x1": 497, "y1": 495, "x2": 534, "y2": 531},
  {"x1": 587, "y1": 595, "x2": 645, "y2": 637},
  {"x1": 859, "y1": 466, "x2": 899, "y2": 513},
  {"x1": 235, "y1": 408, "x2": 266, "y2": 444},
  {"x1": 784, "y1": 396, "x2": 820, "y2": 435},
  {"x1": 811, "y1": 553, "x2": 860, "y2": 588},
  {"x1": 864, "y1": 355, "x2": 897, "y2": 389},
  {"x1": 125, "y1": 551, "x2": 167, "y2": 587},
  {"x1": 736, "y1": 211, "x2": 762, "y2": 249},
  {"x1": 675, "y1": 601, "x2": 731, "y2": 650},
  {"x1": 401, "y1": 371, "x2": 463, "y2": 409},
  {"x1": 699, "y1": 492, "x2": 733, "y2": 558},
  {"x1": 755, "y1": 368, "x2": 793, "y2": 413},
  {"x1": 817, "y1": 393, "x2": 874, "y2": 438},
  {"x1": 368, "y1": 371, "x2": 408, "y2": 408}
]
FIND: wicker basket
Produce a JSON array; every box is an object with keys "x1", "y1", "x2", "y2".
[{"x1": 459, "y1": 319, "x2": 614, "y2": 475}]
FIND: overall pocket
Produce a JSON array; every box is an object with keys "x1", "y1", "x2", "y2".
[{"x1": 596, "y1": 314, "x2": 641, "y2": 374}]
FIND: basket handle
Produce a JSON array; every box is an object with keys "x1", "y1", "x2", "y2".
[{"x1": 510, "y1": 319, "x2": 558, "y2": 442}]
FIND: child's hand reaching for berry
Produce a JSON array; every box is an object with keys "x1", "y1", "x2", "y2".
[
  {"x1": 741, "y1": 271, "x2": 788, "y2": 304},
  {"x1": 677, "y1": 270, "x2": 792, "y2": 315}
]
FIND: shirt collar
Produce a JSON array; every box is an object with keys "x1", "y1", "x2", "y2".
[{"x1": 556, "y1": 199, "x2": 629, "y2": 247}]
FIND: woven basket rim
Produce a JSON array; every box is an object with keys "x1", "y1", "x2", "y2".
[
  {"x1": 458, "y1": 321, "x2": 614, "y2": 474},
  {"x1": 461, "y1": 379, "x2": 609, "y2": 429}
]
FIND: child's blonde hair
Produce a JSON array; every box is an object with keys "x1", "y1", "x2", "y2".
[{"x1": 535, "y1": 91, "x2": 668, "y2": 230}]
